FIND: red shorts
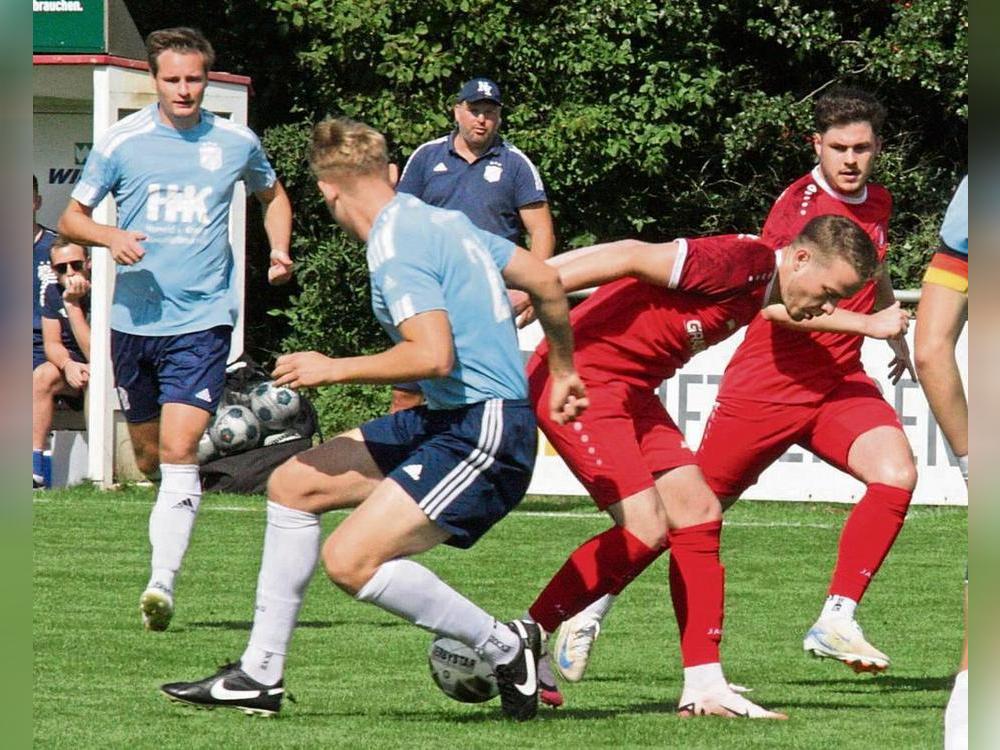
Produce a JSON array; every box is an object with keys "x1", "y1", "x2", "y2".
[
  {"x1": 528, "y1": 355, "x2": 694, "y2": 510},
  {"x1": 697, "y1": 373, "x2": 903, "y2": 498}
]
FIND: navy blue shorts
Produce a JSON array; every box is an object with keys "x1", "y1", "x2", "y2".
[
  {"x1": 34, "y1": 344, "x2": 85, "y2": 371},
  {"x1": 361, "y1": 399, "x2": 537, "y2": 549},
  {"x1": 111, "y1": 326, "x2": 231, "y2": 423}
]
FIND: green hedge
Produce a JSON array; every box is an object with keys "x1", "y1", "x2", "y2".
[{"x1": 127, "y1": 1, "x2": 968, "y2": 435}]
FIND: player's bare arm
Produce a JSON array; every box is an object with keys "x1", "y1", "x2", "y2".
[
  {"x1": 871, "y1": 268, "x2": 916, "y2": 383},
  {"x1": 502, "y1": 247, "x2": 587, "y2": 424},
  {"x1": 511, "y1": 239, "x2": 679, "y2": 327},
  {"x1": 518, "y1": 201, "x2": 556, "y2": 260},
  {"x1": 762, "y1": 300, "x2": 909, "y2": 340},
  {"x1": 551, "y1": 239, "x2": 681, "y2": 292},
  {"x1": 272, "y1": 310, "x2": 455, "y2": 390},
  {"x1": 58, "y1": 199, "x2": 147, "y2": 265},
  {"x1": 256, "y1": 180, "x2": 294, "y2": 285}
]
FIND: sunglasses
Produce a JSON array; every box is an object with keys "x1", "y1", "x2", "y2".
[{"x1": 53, "y1": 260, "x2": 85, "y2": 273}]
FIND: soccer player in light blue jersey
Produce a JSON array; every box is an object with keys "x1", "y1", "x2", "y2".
[
  {"x1": 58, "y1": 28, "x2": 294, "y2": 632},
  {"x1": 915, "y1": 176, "x2": 968, "y2": 750},
  {"x1": 160, "y1": 117, "x2": 587, "y2": 721}
]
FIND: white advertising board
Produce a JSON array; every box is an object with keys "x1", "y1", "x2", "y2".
[{"x1": 521, "y1": 322, "x2": 968, "y2": 506}]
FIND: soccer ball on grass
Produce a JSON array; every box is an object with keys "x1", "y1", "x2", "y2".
[{"x1": 427, "y1": 636, "x2": 498, "y2": 703}]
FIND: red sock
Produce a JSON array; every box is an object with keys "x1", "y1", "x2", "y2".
[
  {"x1": 828, "y1": 483, "x2": 912, "y2": 602},
  {"x1": 528, "y1": 526, "x2": 663, "y2": 633},
  {"x1": 668, "y1": 520, "x2": 724, "y2": 667}
]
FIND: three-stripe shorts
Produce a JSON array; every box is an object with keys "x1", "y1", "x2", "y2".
[{"x1": 360, "y1": 398, "x2": 537, "y2": 549}]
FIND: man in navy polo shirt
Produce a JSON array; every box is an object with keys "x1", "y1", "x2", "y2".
[
  {"x1": 394, "y1": 77, "x2": 555, "y2": 411},
  {"x1": 398, "y1": 77, "x2": 554, "y2": 255}
]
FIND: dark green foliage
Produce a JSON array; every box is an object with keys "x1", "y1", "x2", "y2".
[{"x1": 125, "y1": 1, "x2": 966, "y2": 432}]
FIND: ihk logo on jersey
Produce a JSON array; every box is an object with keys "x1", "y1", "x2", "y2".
[{"x1": 146, "y1": 184, "x2": 213, "y2": 224}]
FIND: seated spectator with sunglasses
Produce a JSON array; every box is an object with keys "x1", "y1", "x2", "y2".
[{"x1": 32, "y1": 237, "x2": 91, "y2": 487}]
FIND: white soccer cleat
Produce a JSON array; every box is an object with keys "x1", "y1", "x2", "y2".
[
  {"x1": 553, "y1": 612, "x2": 602, "y2": 682},
  {"x1": 677, "y1": 685, "x2": 787, "y2": 719},
  {"x1": 140, "y1": 584, "x2": 174, "y2": 632},
  {"x1": 803, "y1": 617, "x2": 889, "y2": 673}
]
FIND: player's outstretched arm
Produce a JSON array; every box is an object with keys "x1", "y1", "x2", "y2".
[
  {"x1": 762, "y1": 300, "x2": 910, "y2": 340},
  {"x1": 272, "y1": 311, "x2": 455, "y2": 390},
  {"x1": 549, "y1": 239, "x2": 681, "y2": 293},
  {"x1": 58, "y1": 199, "x2": 147, "y2": 265},
  {"x1": 256, "y1": 180, "x2": 294, "y2": 285},
  {"x1": 503, "y1": 248, "x2": 587, "y2": 424}
]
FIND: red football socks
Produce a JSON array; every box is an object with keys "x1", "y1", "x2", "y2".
[
  {"x1": 668, "y1": 520, "x2": 724, "y2": 667},
  {"x1": 829, "y1": 482, "x2": 912, "y2": 602},
  {"x1": 528, "y1": 525, "x2": 662, "y2": 633}
]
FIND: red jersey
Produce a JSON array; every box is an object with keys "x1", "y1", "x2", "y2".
[
  {"x1": 538, "y1": 235, "x2": 778, "y2": 388},
  {"x1": 718, "y1": 166, "x2": 892, "y2": 403}
]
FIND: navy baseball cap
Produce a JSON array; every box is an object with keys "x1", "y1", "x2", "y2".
[{"x1": 457, "y1": 78, "x2": 502, "y2": 105}]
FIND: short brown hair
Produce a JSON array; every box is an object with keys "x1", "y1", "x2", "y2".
[
  {"x1": 50, "y1": 235, "x2": 90, "y2": 258},
  {"x1": 814, "y1": 86, "x2": 886, "y2": 138},
  {"x1": 146, "y1": 27, "x2": 215, "y2": 76},
  {"x1": 793, "y1": 215, "x2": 878, "y2": 281},
  {"x1": 309, "y1": 117, "x2": 389, "y2": 179}
]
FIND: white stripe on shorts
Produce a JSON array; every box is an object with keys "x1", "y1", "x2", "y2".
[{"x1": 419, "y1": 399, "x2": 503, "y2": 520}]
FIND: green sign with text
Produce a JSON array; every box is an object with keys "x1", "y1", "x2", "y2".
[{"x1": 33, "y1": 0, "x2": 106, "y2": 54}]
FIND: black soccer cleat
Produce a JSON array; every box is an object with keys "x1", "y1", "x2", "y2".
[
  {"x1": 160, "y1": 661, "x2": 286, "y2": 717},
  {"x1": 495, "y1": 620, "x2": 542, "y2": 721}
]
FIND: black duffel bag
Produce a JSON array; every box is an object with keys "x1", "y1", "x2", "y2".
[{"x1": 199, "y1": 357, "x2": 322, "y2": 494}]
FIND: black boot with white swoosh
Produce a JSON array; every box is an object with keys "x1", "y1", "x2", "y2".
[
  {"x1": 495, "y1": 620, "x2": 542, "y2": 721},
  {"x1": 160, "y1": 661, "x2": 286, "y2": 717}
]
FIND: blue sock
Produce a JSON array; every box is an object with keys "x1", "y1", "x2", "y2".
[{"x1": 31, "y1": 450, "x2": 45, "y2": 486}]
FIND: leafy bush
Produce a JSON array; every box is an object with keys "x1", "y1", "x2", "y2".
[{"x1": 127, "y1": 1, "x2": 967, "y2": 434}]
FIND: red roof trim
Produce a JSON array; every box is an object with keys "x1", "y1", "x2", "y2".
[{"x1": 32, "y1": 54, "x2": 252, "y2": 87}]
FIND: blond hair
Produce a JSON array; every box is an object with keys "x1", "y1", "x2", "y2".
[{"x1": 309, "y1": 117, "x2": 388, "y2": 179}]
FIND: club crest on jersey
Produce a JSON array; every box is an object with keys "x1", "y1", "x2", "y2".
[
  {"x1": 483, "y1": 162, "x2": 503, "y2": 183},
  {"x1": 199, "y1": 142, "x2": 223, "y2": 172},
  {"x1": 685, "y1": 319, "x2": 707, "y2": 354}
]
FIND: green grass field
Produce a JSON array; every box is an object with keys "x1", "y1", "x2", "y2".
[{"x1": 34, "y1": 487, "x2": 966, "y2": 749}]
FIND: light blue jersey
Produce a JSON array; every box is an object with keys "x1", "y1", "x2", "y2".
[
  {"x1": 940, "y1": 175, "x2": 968, "y2": 256},
  {"x1": 72, "y1": 103, "x2": 276, "y2": 335},
  {"x1": 368, "y1": 194, "x2": 527, "y2": 408}
]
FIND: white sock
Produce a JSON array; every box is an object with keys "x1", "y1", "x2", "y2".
[
  {"x1": 356, "y1": 558, "x2": 521, "y2": 666},
  {"x1": 581, "y1": 593, "x2": 617, "y2": 620},
  {"x1": 957, "y1": 454, "x2": 968, "y2": 483},
  {"x1": 241, "y1": 501, "x2": 321, "y2": 686},
  {"x1": 821, "y1": 595, "x2": 857, "y2": 621},
  {"x1": 146, "y1": 463, "x2": 202, "y2": 592},
  {"x1": 944, "y1": 669, "x2": 968, "y2": 750},
  {"x1": 683, "y1": 662, "x2": 727, "y2": 693}
]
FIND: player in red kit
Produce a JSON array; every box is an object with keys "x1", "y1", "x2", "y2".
[
  {"x1": 516, "y1": 215, "x2": 889, "y2": 718},
  {"x1": 552, "y1": 87, "x2": 916, "y2": 686}
]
